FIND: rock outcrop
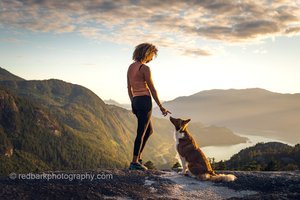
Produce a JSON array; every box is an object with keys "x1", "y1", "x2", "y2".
[{"x1": 0, "y1": 169, "x2": 299, "y2": 199}]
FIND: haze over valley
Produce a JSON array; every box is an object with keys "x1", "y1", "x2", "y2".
[{"x1": 153, "y1": 88, "x2": 300, "y2": 144}]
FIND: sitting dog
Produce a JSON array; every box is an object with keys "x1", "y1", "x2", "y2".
[{"x1": 170, "y1": 116, "x2": 236, "y2": 182}]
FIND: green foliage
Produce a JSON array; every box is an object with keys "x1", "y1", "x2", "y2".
[
  {"x1": 144, "y1": 160, "x2": 157, "y2": 170},
  {"x1": 243, "y1": 160, "x2": 262, "y2": 171},
  {"x1": 215, "y1": 142, "x2": 300, "y2": 171},
  {"x1": 264, "y1": 159, "x2": 280, "y2": 171},
  {"x1": 215, "y1": 160, "x2": 227, "y2": 170},
  {"x1": 171, "y1": 161, "x2": 182, "y2": 170},
  {"x1": 0, "y1": 150, "x2": 51, "y2": 175},
  {"x1": 0, "y1": 88, "x2": 127, "y2": 175}
]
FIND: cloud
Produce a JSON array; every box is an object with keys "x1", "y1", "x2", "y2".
[
  {"x1": 232, "y1": 20, "x2": 280, "y2": 39},
  {"x1": 0, "y1": 0, "x2": 299, "y2": 56},
  {"x1": 0, "y1": 37, "x2": 26, "y2": 44},
  {"x1": 285, "y1": 27, "x2": 300, "y2": 34},
  {"x1": 182, "y1": 48, "x2": 211, "y2": 56}
]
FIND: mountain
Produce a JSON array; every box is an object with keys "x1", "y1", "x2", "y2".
[
  {"x1": 0, "y1": 68, "x2": 247, "y2": 174},
  {"x1": 214, "y1": 142, "x2": 300, "y2": 171},
  {"x1": 153, "y1": 88, "x2": 300, "y2": 144},
  {"x1": 0, "y1": 87, "x2": 131, "y2": 175},
  {"x1": 104, "y1": 99, "x2": 167, "y2": 111},
  {"x1": 0, "y1": 78, "x2": 137, "y2": 174},
  {"x1": 0, "y1": 67, "x2": 24, "y2": 81},
  {"x1": 104, "y1": 99, "x2": 131, "y2": 110}
]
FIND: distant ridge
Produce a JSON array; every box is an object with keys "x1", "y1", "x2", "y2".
[
  {"x1": 191, "y1": 88, "x2": 276, "y2": 96},
  {"x1": 154, "y1": 88, "x2": 300, "y2": 144},
  {"x1": 104, "y1": 99, "x2": 131, "y2": 110},
  {"x1": 0, "y1": 67, "x2": 24, "y2": 81},
  {"x1": 171, "y1": 88, "x2": 297, "y2": 102}
]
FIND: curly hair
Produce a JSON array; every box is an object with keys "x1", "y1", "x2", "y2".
[{"x1": 132, "y1": 43, "x2": 158, "y2": 62}]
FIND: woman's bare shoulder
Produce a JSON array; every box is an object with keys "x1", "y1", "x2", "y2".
[
  {"x1": 127, "y1": 62, "x2": 137, "y2": 72},
  {"x1": 140, "y1": 64, "x2": 150, "y2": 72}
]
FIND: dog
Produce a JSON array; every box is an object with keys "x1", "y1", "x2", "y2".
[{"x1": 170, "y1": 116, "x2": 236, "y2": 182}]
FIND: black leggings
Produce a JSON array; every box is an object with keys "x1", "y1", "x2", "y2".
[{"x1": 132, "y1": 95, "x2": 153, "y2": 157}]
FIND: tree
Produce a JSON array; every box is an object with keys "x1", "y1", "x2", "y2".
[
  {"x1": 243, "y1": 161, "x2": 262, "y2": 171},
  {"x1": 144, "y1": 160, "x2": 156, "y2": 170},
  {"x1": 282, "y1": 163, "x2": 298, "y2": 171},
  {"x1": 171, "y1": 161, "x2": 182, "y2": 171},
  {"x1": 264, "y1": 159, "x2": 280, "y2": 171},
  {"x1": 218, "y1": 160, "x2": 226, "y2": 170}
]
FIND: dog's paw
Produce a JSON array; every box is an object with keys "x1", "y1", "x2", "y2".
[
  {"x1": 178, "y1": 170, "x2": 189, "y2": 176},
  {"x1": 178, "y1": 171, "x2": 187, "y2": 175},
  {"x1": 186, "y1": 171, "x2": 197, "y2": 178}
]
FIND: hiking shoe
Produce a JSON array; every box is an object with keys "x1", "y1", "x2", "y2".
[{"x1": 129, "y1": 162, "x2": 148, "y2": 171}]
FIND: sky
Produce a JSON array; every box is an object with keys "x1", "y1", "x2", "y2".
[{"x1": 0, "y1": 0, "x2": 300, "y2": 104}]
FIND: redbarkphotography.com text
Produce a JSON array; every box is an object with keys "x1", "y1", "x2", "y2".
[{"x1": 9, "y1": 172, "x2": 113, "y2": 181}]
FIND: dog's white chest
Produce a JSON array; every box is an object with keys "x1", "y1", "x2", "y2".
[
  {"x1": 174, "y1": 130, "x2": 185, "y2": 146},
  {"x1": 174, "y1": 130, "x2": 188, "y2": 173}
]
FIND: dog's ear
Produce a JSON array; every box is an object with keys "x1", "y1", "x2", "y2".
[
  {"x1": 181, "y1": 119, "x2": 191, "y2": 130},
  {"x1": 184, "y1": 119, "x2": 191, "y2": 124}
]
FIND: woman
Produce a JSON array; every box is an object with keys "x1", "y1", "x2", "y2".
[{"x1": 127, "y1": 43, "x2": 171, "y2": 170}]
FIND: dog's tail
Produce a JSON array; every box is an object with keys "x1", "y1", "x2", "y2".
[{"x1": 199, "y1": 173, "x2": 237, "y2": 182}]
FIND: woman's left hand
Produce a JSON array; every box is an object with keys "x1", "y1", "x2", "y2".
[{"x1": 160, "y1": 106, "x2": 171, "y2": 116}]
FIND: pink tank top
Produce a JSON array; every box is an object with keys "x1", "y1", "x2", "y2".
[{"x1": 127, "y1": 62, "x2": 151, "y2": 97}]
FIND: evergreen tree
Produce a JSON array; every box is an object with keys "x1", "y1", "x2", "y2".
[
  {"x1": 218, "y1": 160, "x2": 226, "y2": 170},
  {"x1": 264, "y1": 159, "x2": 280, "y2": 171},
  {"x1": 171, "y1": 161, "x2": 182, "y2": 171},
  {"x1": 144, "y1": 160, "x2": 156, "y2": 170}
]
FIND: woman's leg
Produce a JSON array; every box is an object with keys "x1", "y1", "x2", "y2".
[
  {"x1": 138, "y1": 120, "x2": 153, "y2": 160},
  {"x1": 131, "y1": 96, "x2": 152, "y2": 163},
  {"x1": 132, "y1": 109, "x2": 151, "y2": 163}
]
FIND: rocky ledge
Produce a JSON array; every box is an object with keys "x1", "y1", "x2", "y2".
[{"x1": 0, "y1": 169, "x2": 299, "y2": 199}]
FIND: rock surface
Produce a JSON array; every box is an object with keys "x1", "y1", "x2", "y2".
[{"x1": 0, "y1": 169, "x2": 299, "y2": 200}]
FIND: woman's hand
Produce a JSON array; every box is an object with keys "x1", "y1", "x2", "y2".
[{"x1": 159, "y1": 105, "x2": 171, "y2": 116}]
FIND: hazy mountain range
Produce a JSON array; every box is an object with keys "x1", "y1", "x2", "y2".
[
  {"x1": 0, "y1": 67, "x2": 246, "y2": 174},
  {"x1": 153, "y1": 88, "x2": 300, "y2": 144},
  {"x1": 104, "y1": 99, "x2": 131, "y2": 110}
]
